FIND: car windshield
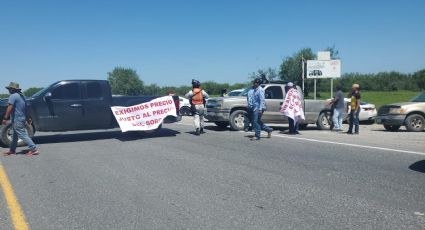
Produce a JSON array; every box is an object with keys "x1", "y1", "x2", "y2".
[
  {"x1": 228, "y1": 91, "x2": 242, "y2": 96},
  {"x1": 410, "y1": 92, "x2": 425, "y2": 102}
]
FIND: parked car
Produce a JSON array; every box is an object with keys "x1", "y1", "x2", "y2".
[
  {"x1": 227, "y1": 89, "x2": 244, "y2": 97},
  {"x1": 179, "y1": 96, "x2": 192, "y2": 116},
  {"x1": 376, "y1": 91, "x2": 425, "y2": 132},
  {"x1": 0, "y1": 80, "x2": 182, "y2": 147},
  {"x1": 205, "y1": 82, "x2": 331, "y2": 130},
  {"x1": 344, "y1": 98, "x2": 377, "y2": 122}
]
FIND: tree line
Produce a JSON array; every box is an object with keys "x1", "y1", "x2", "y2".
[{"x1": 1, "y1": 47, "x2": 423, "y2": 98}]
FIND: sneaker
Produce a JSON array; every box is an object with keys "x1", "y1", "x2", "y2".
[
  {"x1": 195, "y1": 128, "x2": 200, "y2": 136},
  {"x1": 346, "y1": 131, "x2": 353, "y2": 135},
  {"x1": 26, "y1": 149, "x2": 39, "y2": 156},
  {"x1": 3, "y1": 151, "x2": 15, "y2": 156},
  {"x1": 267, "y1": 130, "x2": 272, "y2": 138}
]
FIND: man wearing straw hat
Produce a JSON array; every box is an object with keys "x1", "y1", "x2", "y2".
[{"x1": 2, "y1": 82, "x2": 39, "y2": 155}]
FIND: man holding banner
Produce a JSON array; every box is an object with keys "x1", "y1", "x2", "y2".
[{"x1": 281, "y1": 82, "x2": 305, "y2": 135}]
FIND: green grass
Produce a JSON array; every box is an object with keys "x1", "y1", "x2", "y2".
[{"x1": 305, "y1": 90, "x2": 421, "y2": 108}]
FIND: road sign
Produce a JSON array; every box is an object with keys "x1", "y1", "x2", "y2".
[{"x1": 306, "y1": 60, "x2": 341, "y2": 79}]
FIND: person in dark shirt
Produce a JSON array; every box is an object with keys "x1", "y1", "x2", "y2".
[{"x1": 347, "y1": 84, "x2": 361, "y2": 134}]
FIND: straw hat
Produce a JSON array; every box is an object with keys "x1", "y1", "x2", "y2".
[{"x1": 5, "y1": 82, "x2": 21, "y2": 90}]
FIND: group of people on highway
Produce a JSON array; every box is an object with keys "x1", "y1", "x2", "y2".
[
  {"x1": 1, "y1": 78, "x2": 362, "y2": 156},
  {"x1": 330, "y1": 83, "x2": 362, "y2": 134},
  {"x1": 185, "y1": 78, "x2": 362, "y2": 139}
]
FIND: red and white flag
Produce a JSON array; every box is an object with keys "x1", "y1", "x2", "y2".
[{"x1": 280, "y1": 88, "x2": 305, "y2": 123}]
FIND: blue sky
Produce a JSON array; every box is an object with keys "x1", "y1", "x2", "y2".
[{"x1": 1, "y1": 0, "x2": 424, "y2": 91}]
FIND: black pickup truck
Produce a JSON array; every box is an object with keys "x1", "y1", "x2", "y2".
[{"x1": 0, "y1": 80, "x2": 181, "y2": 146}]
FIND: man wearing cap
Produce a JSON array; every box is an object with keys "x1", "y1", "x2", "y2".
[
  {"x1": 185, "y1": 79, "x2": 209, "y2": 136},
  {"x1": 347, "y1": 83, "x2": 361, "y2": 134},
  {"x1": 251, "y1": 78, "x2": 273, "y2": 140},
  {"x1": 2, "y1": 82, "x2": 39, "y2": 155}
]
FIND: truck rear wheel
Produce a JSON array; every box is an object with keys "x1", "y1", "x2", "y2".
[
  {"x1": 316, "y1": 111, "x2": 331, "y2": 130},
  {"x1": 0, "y1": 123, "x2": 35, "y2": 147},
  {"x1": 405, "y1": 114, "x2": 424, "y2": 132},
  {"x1": 229, "y1": 110, "x2": 247, "y2": 131},
  {"x1": 384, "y1": 125, "x2": 400, "y2": 132}
]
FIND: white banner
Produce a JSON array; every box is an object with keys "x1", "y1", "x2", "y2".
[
  {"x1": 280, "y1": 88, "x2": 305, "y2": 123},
  {"x1": 306, "y1": 60, "x2": 341, "y2": 79},
  {"x1": 111, "y1": 96, "x2": 177, "y2": 132}
]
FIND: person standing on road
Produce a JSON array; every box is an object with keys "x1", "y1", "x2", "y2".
[
  {"x1": 2, "y1": 82, "x2": 39, "y2": 156},
  {"x1": 244, "y1": 85, "x2": 255, "y2": 132},
  {"x1": 330, "y1": 85, "x2": 345, "y2": 131},
  {"x1": 281, "y1": 82, "x2": 304, "y2": 135},
  {"x1": 185, "y1": 79, "x2": 209, "y2": 136},
  {"x1": 347, "y1": 84, "x2": 361, "y2": 134},
  {"x1": 251, "y1": 78, "x2": 273, "y2": 140}
]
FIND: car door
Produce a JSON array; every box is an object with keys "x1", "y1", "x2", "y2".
[
  {"x1": 81, "y1": 81, "x2": 112, "y2": 129},
  {"x1": 38, "y1": 82, "x2": 85, "y2": 131},
  {"x1": 263, "y1": 85, "x2": 285, "y2": 123}
]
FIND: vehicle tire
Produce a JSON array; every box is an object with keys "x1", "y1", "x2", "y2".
[
  {"x1": 214, "y1": 121, "x2": 229, "y2": 128},
  {"x1": 405, "y1": 114, "x2": 425, "y2": 132},
  {"x1": 298, "y1": 123, "x2": 308, "y2": 130},
  {"x1": 179, "y1": 106, "x2": 192, "y2": 116},
  {"x1": 384, "y1": 125, "x2": 400, "y2": 132},
  {"x1": 229, "y1": 110, "x2": 247, "y2": 131},
  {"x1": 0, "y1": 122, "x2": 35, "y2": 147},
  {"x1": 316, "y1": 111, "x2": 331, "y2": 130}
]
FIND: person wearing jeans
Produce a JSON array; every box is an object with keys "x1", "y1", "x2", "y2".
[
  {"x1": 2, "y1": 82, "x2": 39, "y2": 156},
  {"x1": 251, "y1": 78, "x2": 273, "y2": 140},
  {"x1": 331, "y1": 86, "x2": 345, "y2": 131},
  {"x1": 347, "y1": 84, "x2": 361, "y2": 134}
]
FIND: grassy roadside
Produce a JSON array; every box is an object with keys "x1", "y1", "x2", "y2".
[{"x1": 305, "y1": 90, "x2": 421, "y2": 108}]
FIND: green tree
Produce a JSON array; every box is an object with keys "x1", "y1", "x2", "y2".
[
  {"x1": 107, "y1": 67, "x2": 144, "y2": 96},
  {"x1": 413, "y1": 69, "x2": 425, "y2": 90},
  {"x1": 249, "y1": 67, "x2": 278, "y2": 81},
  {"x1": 24, "y1": 87, "x2": 44, "y2": 97},
  {"x1": 278, "y1": 47, "x2": 315, "y2": 84}
]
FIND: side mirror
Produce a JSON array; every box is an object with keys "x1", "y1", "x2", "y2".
[{"x1": 43, "y1": 92, "x2": 52, "y2": 102}]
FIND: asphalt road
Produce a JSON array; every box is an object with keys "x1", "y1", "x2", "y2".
[{"x1": 0, "y1": 117, "x2": 424, "y2": 230}]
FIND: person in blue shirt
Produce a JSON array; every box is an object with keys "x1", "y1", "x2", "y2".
[
  {"x1": 251, "y1": 78, "x2": 273, "y2": 140},
  {"x1": 2, "y1": 82, "x2": 39, "y2": 156}
]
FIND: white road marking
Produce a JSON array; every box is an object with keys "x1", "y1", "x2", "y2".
[
  {"x1": 173, "y1": 122, "x2": 425, "y2": 156},
  {"x1": 271, "y1": 133, "x2": 425, "y2": 156}
]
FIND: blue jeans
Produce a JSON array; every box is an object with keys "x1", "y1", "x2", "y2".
[
  {"x1": 252, "y1": 110, "x2": 272, "y2": 139},
  {"x1": 10, "y1": 120, "x2": 37, "y2": 153},
  {"x1": 348, "y1": 110, "x2": 360, "y2": 133},
  {"x1": 244, "y1": 108, "x2": 253, "y2": 130},
  {"x1": 333, "y1": 108, "x2": 344, "y2": 129}
]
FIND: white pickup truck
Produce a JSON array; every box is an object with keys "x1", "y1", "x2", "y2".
[{"x1": 205, "y1": 82, "x2": 331, "y2": 130}]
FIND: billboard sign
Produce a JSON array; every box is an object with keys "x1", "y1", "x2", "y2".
[{"x1": 306, "y1": 60, "x2": 341, "y2": 79}]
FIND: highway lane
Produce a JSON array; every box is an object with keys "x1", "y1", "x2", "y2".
[{"x1": 0, "y1": 120, "x2": 424, "y2": 229}]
